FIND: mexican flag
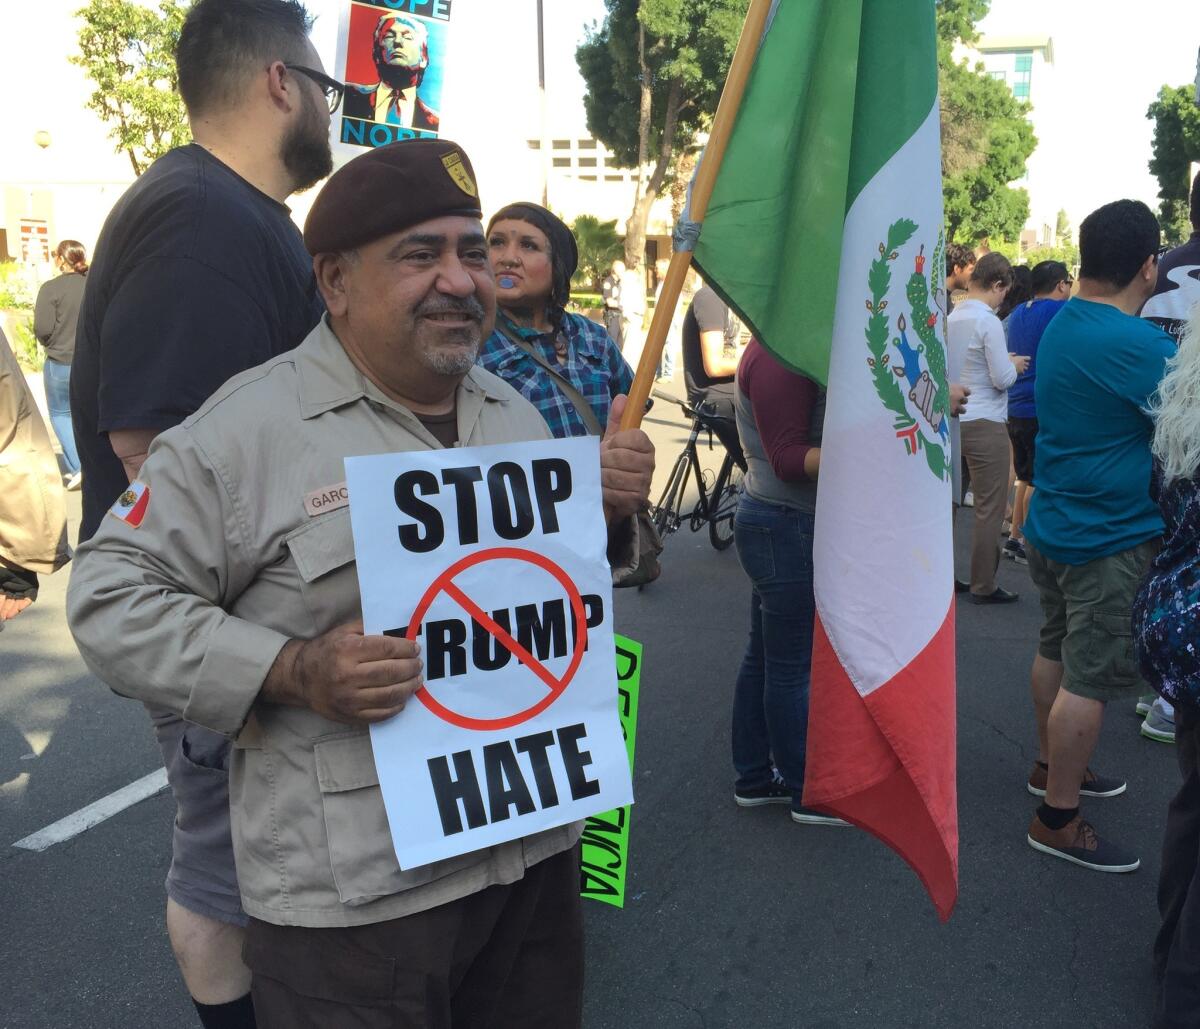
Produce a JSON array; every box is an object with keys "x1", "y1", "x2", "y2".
[{"x1": 693, "y1": 0, "x2": 957, "y2": 919}]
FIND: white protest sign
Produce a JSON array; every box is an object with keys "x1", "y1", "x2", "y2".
[{"x1": 345, "y1": 437, "x2": 633, "y2": 870}]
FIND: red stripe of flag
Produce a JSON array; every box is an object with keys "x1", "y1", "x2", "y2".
[{"x1": 803, "y1": 601, "x2": 958, "y2": 921}]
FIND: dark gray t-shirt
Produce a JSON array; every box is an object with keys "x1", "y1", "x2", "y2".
[
  {"x1": 683, "y1": 287, "x2": 738, "y2": 402},
  {"x1": 33, "y1": 272, "x2": 86, "y2": 365},
  {"x1": 72, "y1": 144, "x2": 324, "y2": 540}
]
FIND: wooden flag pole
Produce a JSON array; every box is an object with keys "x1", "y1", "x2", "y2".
[{"x1": 619, "y1": 0, "x2": 774, "y2": 431}]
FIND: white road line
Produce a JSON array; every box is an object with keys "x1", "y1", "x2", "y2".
[
  {"x1": 11, "y1": 768, "x2": 169, "y2": 852},
  {"x1": 24, "y1": 730, "x2": 52, "y2": 757}
]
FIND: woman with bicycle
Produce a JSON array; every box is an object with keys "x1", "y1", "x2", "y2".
[
  {"x1": 477, "y1": 202, "x2": 634, "y2": 440},
  {"x1": 730, "y1": 339, "x2": 848, "y2": 828}
]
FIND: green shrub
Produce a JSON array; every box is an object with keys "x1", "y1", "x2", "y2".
[
  {"x1": 986, "y1": 240, "x2": 1081, "y2": 274},
  {"x1": 570, "y1": 292, "x2": 603, "y2": 310},
  {"x1": 988, "y1": 239, "x2": 1021, "y2": 266},
  {"x1": 9, "y1": 317, "x2": 43, "y2": 372},
  {"x1": 0, "y1": 262, "x2": 35, "y2": 310},
  {"x1": 1021, "y1": 244, "x2": 1081, "y2": 273}
]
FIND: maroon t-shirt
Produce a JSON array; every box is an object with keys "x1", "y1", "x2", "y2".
[{"x1": 735, "y1": 339, "x2": 824, "y2": 511}]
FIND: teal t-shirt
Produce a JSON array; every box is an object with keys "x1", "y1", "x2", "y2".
[{"x1": 1023, "y1": 298, "x2": 1174, "y2": 565}]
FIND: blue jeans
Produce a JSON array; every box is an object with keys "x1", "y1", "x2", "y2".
[
  {"x1": 731, "y1": 495, "x2": 816, "y2": 799},
  {"x1": 42, "y1": 359, "x2": 79, "y2": 475}
]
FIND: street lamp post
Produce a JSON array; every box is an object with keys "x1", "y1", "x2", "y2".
[
  {"x1": 537, "y1": 0, "x2": 550, "y2": 208},
  {"x1": 26, "y1": 131, "x2": 54, "y2": 267}
]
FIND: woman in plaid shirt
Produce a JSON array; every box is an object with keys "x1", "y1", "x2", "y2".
[{"x1": 478, "y1": 202, "x2": 633, "y2": 438}]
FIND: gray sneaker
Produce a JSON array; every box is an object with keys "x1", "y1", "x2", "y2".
[
  {"x1": 1136, "y1": 694, "x2": 1155, "y2": 717},
  {"x1": 791, "y1": 805, "x2": 851, "y2": 827},
  {"x1": 1141, "y1": 701, "x2": 1176, "y2": 744}
]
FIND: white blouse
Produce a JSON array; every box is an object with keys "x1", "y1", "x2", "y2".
[{"x1": 946, "y1": 298, "x2": 1016, "y2": 423}]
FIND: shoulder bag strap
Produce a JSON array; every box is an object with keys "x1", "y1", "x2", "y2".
[{"x1": 496, "y1": 320, "x2": 604, "y2": 436}]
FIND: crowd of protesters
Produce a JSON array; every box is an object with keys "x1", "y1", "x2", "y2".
[
  {"x1": 3, "y1": 0, "x2": 1200, "y2": 1026},
  {"x1": 936, "y1": 185, "x2": 1200, "y2": 1028}
]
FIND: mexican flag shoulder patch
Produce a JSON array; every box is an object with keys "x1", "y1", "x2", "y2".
[{"x1": 109, "y1": 481, "x2": 150, "y2": 528}]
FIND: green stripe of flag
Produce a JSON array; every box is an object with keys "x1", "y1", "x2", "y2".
[{"x1": 692, "y1": 1, "x2": 938, "y2": 384}]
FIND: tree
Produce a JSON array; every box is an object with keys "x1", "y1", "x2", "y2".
[
  {"x1": 576, "y1": 0, "x2": 749, "y2": 275},
  {"x1": 570, "y1": 214, "x2": 625, "y2": 292},
  {"x1": 936, "y1": 0, "x2": 1037, "y2": 242},
  {"x1": 1055, "y1": 208, "x2": 1071, "y2": 246},
  {"x1": 1147, "y1": 84, "x2": 1200, "y2": 244},
  {"x1": 73, "y1": 0, "x2": 191, "y2": 176},
  {"x1": 1023, "y1": 243, "x2": 1080, "y2": 274}
]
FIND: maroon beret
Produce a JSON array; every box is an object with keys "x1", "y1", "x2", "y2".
[{"x1": 303, "y1": 139, "x2": 483, "y2": 255}]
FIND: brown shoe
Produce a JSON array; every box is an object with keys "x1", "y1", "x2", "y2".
[
  {"x1": 1026, "y1": 762, "x2": 1127, "y2": 798},
  {"x1": 1027, "y1": 812, "x2": 1139, "y2": 873}
]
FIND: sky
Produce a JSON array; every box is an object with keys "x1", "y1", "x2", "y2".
[
  {"x1": 1, "y1": 0, "x2": 1195, "y2": 238},
  {"x1": 973, "y1": 0, "x2": 1200, "y2": 228}
]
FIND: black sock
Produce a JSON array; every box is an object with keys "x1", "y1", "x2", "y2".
[
  {"x1": 1037, "y1": 802, "x2": 1078, "y2": 831},
  {"x1": 193, "y1": 993, "x2": 256, "y2": 1029}
]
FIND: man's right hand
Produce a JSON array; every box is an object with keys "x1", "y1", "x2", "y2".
[
  {"x1": 263, "y1": 620, "x2": 423, "y2": 725},
  {"x1": 950, "y1": 382, "x2": 970, "y2": 417},
  {"x1": 1009, "y1": 353, "x2": 1030, "y2": 374}
]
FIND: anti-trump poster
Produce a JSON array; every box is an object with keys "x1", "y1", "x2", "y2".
[
  {"x1": 333, "y1": 0, "x2": 453, "y2": 150},
  {"x1": 345, "y1": 437, "x2": 633, "y2": 870}
]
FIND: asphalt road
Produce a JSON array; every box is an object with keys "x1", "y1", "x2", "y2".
[{"x1": 0, "y1": 376, "x2": 1180, "y2": 1029}]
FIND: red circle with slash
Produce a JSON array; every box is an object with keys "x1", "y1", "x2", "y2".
[{"x1": 406, "y1": 547, "x2": 588, "y2": 731}]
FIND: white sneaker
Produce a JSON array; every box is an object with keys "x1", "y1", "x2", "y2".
[
  {"x1": 65, "y1": 472, "x2": 82, "y2": 491},
  {"x1": 963, "y1": 490, "x2": 975, "y2": 507}
]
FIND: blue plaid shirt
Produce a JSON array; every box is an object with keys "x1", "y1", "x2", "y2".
[{"x1": 478, "y1": 312, "x2": 634, "y2": 439}]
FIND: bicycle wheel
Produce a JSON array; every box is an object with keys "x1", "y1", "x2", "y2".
[
  {"x1": 708, "y1": 453, "x2": 743, "y2": 550},
  {"x1": 651, "y1": 449, "x2": 691, "y2": 539}
]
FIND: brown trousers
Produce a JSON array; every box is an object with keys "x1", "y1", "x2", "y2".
[
  {"x1": 959, "y1": 418, "x2": 1013, "y2": 596},
  {"x1": 243, "y1": 846, "x2": 584, "y2": 1029}
]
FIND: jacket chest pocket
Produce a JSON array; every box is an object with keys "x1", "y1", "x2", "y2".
[{"x1": 284, "y1": 513, "x2": 361, "y2": 633}]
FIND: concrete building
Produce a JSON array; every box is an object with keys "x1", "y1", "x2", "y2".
[
  {"x1": 526, "y1": 135, "x2": 674, "y2": 272},
  {"x1": 971, "y1": 34, "x2": 1061, "y2": 249}
]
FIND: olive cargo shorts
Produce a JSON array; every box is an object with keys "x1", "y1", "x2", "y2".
[{"x1": 1026, "y1": 538, "x2": 1159, "y2": 702}]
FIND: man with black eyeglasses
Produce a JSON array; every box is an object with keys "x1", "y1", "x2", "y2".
[{"x1": 69, "y1": 2, "x2": 338, "y2": 1026}]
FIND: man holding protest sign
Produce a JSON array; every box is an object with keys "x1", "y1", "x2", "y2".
[{"x1": 67, "y1": 139, "x2": 654, "y2": 1026}]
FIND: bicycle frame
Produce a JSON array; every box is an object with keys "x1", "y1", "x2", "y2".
[{"x1": 650, "y1": 394, "x2": 737, "y2": 541}]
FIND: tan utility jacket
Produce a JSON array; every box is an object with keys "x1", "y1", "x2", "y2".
[
  {"x1": 0, "y1": 329, "x2": 69, "y2": 577},
  {"x1": 68, "y1": 319, "x2": 585, "y2": 927}
]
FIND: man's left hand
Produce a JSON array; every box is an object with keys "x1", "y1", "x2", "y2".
[
  {"x1": 600, "y1": 395, "x2": 655, "y2": 522},
  {"x1": 0, "y1": 596, "x2": 33, "y2": 621}
]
